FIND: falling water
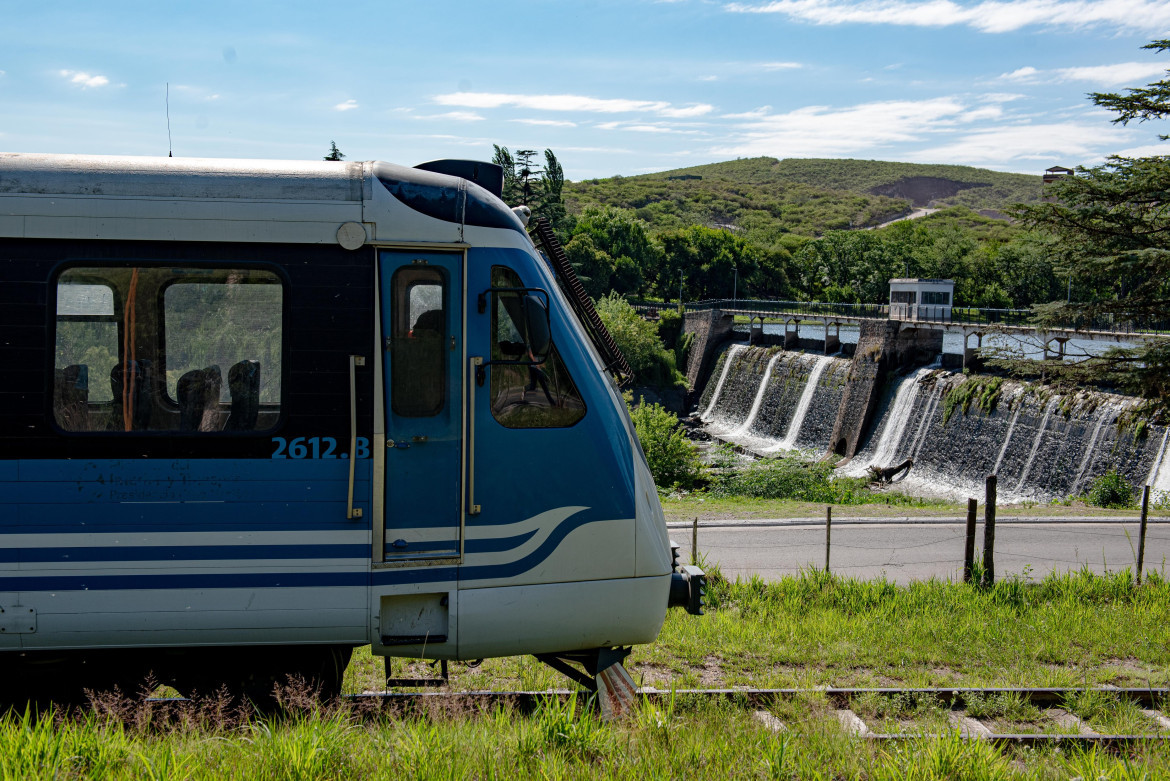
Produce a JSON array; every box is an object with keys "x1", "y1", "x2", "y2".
[
  {"x1": 700, "y1": 344, "x2": 745, "y2": 422},
  {"x1": 1014, "y1": 398, "x2": 1057, "y2": 493},
  {"x1": 841, "y1": 368, "x2": 927, "y2": 474},
  {"x1": 1071, "y1": 405, "x2": 1113, "y2": 495},
  {"x1": 729, "y1": 352, "x2": 783, "y2": 438},
  {"x1": 1147, "y1": 428, "x2": 1170, "y2": 496},
  {"x1": 991, "y1": 404, "x2": 1023, "y2": 477},
  {"x1": 765, "y1": 354, "x2": 834, "y2": 453}
]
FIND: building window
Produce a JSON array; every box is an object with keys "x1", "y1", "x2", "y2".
[
  {"x1": 921, "y1": 291, "x2": 951, "y2": 306},
  {"x1": 52, "y1": 265, "x2": 283, "y2": 433},
  {"x1": 489, "y1": 266, "x2": 585, "y2": 428}
]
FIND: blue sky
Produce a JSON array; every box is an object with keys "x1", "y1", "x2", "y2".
[{"x1": 2, "y1": 1, "x2": 1167, "y2": 180}]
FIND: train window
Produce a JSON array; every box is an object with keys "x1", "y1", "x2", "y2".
[
  {"x1": 489, "y1": 266, "x2": 585, "y2": 428},
  {"x1": 52, "y1": 266, "x2": 283, "y2": 433},
  {"x1": 390, "y1": 266, "x2": 446, "y2": 417}
]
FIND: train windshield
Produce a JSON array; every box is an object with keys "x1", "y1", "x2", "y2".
[{"x1": 489, "y1": 266, "x2": 585, "y2": 428}]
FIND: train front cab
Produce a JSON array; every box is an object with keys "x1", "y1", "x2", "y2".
[{"x1": 371, "y1": 236, "x2": 677, "y2": 684}]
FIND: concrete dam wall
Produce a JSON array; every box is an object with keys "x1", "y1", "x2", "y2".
[{"x1": 696, "y1": 341, "x2": 1170, "y2": 502}]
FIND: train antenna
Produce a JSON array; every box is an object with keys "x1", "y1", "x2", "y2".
[{"x1": 166, "y1": 82, "x2": 173, "y2": 157}]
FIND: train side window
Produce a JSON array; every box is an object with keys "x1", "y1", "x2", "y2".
[
  {"x1": 52, "y1": 266, "x2": 283, "y2": 433},
  {"x1": 390, "y1": 266, "x2": 446, "y2": 417},
  {"x1": 489, "y1": 266, "x2": 586, "y2": 428}
]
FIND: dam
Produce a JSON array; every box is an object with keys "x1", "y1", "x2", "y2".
[{"x1": 688, "y1": 329, "x2": 1169, "y2": 504}]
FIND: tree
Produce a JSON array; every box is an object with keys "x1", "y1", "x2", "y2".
[
  {"x1": 1012, "y1": 40, "x2": 1170, "y2": 410},
  {"x1": 324, "y1": 141, "x2": 345, "y2": 162},
  {"x1": 570, "y1": 206, "x2": 663, "y2": 297},
  {"x1": 491, "y1": 146, "x2": 573, "y2": 238}
]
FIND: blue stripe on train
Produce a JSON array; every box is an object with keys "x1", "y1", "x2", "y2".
[
  {"x1": 0, "y1": 544, "x2": 369, "y2": 563},
  {"x1": 0, "y1": 572, "x2": 369, "y2": 592}
]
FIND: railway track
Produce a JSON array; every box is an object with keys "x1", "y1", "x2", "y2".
[{"x1": 342, "y1": 686, "x2": 1170, "y2": 746}]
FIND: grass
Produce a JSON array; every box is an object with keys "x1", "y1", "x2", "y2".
[
  {"x1": 3, "y1": 688, "x2": 1167, "y2": 779},
  {"x1": 5, "y1": 569, "x2": 1169, "y2": 778}
]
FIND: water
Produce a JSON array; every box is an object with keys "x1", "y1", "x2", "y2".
[
  {"x1": 728, "y1": 352, "x2": 782, "y2": 438},
  {"x1": 747, "y1": 323, "x2": 1134, "y2": 360},
  {"x1": 701, "y1": 344, "x2": 1169, "y2": 502},
  {"x1": 839, "y1": 367, "x2": 929, "y2": 477},
  {"x1": 700, "y1": 344, "x2": 744, "y2": 422},
  {"x1": 764, "y1": 354, "x2": 834, "y2": 453}
]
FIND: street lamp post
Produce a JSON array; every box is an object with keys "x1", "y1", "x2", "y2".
[{"x1": 733, "y1": 267, "x2": 738, "y2": 304}]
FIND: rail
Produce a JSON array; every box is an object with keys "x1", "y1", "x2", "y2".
[{"x1": 630, "y1": 299, "x2": 1170, "y2": 336}]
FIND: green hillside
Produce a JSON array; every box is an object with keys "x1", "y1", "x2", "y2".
[{"x1": 564, "y1": 157, "x2": 1045, "y2": 239}]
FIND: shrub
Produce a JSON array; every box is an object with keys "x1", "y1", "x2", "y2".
[
  {"x1": 1085, "y1": 469, "x2": 1135, "y2": 509},
  {"x1": 595, "y1": 293, "x2": 685, "y2": 388},
  {"x1": 629, "y1": 401, "x2": 703, "y2": 489},
  {"x1": 712, "y1": 454, "x2": 870, "y2": 502}
]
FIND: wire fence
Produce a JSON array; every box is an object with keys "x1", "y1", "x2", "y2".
[
  {"x1": 672, "y1": 483, "x2": 1168, "y2": 585},
  {"x1": 630, "y1": 299, "x2": 1170, "y2": 336}
]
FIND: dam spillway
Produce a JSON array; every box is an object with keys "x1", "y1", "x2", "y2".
[{"x1": 696, "y1": 343, "x2": 1168, "y2": 502}]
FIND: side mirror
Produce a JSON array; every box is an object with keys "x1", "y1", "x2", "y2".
[{"x1": 522, "y1": 295, "x2": 551, "y2": 360}]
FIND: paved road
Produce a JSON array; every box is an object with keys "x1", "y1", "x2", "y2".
[{"x1": 666, "y1": 519, "x2": 1170, "y2": 585}]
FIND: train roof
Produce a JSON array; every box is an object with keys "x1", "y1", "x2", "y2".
[{"x1": 0, "y1": 153, "x2": 526, "y2": 248}]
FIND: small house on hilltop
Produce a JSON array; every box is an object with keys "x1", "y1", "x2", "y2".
[{"x1": 1043, "y1": 166, "x2": 1074, "y2": 184}]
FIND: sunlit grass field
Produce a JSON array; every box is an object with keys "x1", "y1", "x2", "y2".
[{"x1": 4, "y1": 569, "x2": 1168, "y2": 779}]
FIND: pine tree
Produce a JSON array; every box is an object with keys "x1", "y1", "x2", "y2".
[
  {"x1": 1012, "y1": 40, "x2": 1170, "y2": 410},
  {"x1": 324, "y1": 141, "x2": 345, "y2": 162}
]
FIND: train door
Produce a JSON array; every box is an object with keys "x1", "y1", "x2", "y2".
[{"x1": 379, "y1": 250, "x2": 464, "y2": 559}]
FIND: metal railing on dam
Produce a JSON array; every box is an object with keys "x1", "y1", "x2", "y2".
[{"x1": 631, "y1": 299, "x2": 1169, "y2": 338}]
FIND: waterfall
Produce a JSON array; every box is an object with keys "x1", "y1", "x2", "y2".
[
  {"x1": 907, "y1": 385, "x2": 942, "y2": 461},
  {"x1": 1071, "y1": 405, "x2": 1113, "y2": 495},
  {"x1": 729, "y1": 352, "x2": 783, "y2": 438},
  {"x1": 700, "y1": 344, "x2": 745, "y2": 422},
  {"x1": 845, "y1": 368, "x2": 926, "y2": 472},
  {"x1": 991, "y1": 404, "x2": 1022, "y2": 477},
  {"x1": 1014, "y1": 398, "x2": 1057, "y2": 493},
  {"x1": 765, "y1": 354, "x2": 833, "y2": 453},
  {"x1": 1147, "y1": 428, "x2": 1170, "y2": 496}
]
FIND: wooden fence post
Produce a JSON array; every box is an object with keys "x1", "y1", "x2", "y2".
[
  {"x1": 825, "y1": 506, "x2": 832, "y2": 574},
  {"x1": 691, "y1": 517, "x2": 699, "y2": 566},
  {"x1": 1137, "y1": 485, "x2": 1150, "y2": 585},
  {"x1": 982, "y1": 475, "x2": 997, "y2": 587},
  {"x1": 964, "y1": 498, "x2": 977, "y2": 583}
]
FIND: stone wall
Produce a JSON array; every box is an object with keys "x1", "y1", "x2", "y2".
[
  {"x1": 826, "y1": 321, "x2": 898, "y2": 459},
  {"x1": 682, "y1": 309, "x2": 736, "y2": 404}
]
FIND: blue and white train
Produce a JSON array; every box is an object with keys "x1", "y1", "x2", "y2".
[{"x1": 0, "y1": 153, "x2": 703, "y2": 704}]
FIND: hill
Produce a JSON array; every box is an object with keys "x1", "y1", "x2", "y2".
[{"x1": 564, "y1": 157, "x2": 1045, "y2": 240}]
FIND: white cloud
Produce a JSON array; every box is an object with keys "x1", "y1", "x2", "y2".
[
  {"x1": 58, "y1": 70, "x2": 110, "y2": 88},
  {"x1": 433, "y1": 91, "x2": 710, "y2": 117},
  {"x1": 334, "y1": 99, "x2": 359, "y2": 111},
  {"x1": 714, "y1": 97, "x2": 966, "y2": 157},
  {"x1": 700, "y1": 75, "x2": 719, "y2": 81},
  {"x1": 658, "y1": 103, "x2": 715, "y2": 118},
  {"x1": 722, "y1": 106, "x2": 773, "y2": 118},
  {"x1": 725, "y1": 0, "x2": 1170, "y2": 33},
  {"x1": 758, "y1": 61, "x2": 803, "y2": 70},
  {"x1": 980, "y1": 92, "x2": 1028, "y2": 103},
  {"x1": 904, "y1": 120, "x2": 1131, "y2": 164},
  {"x1": 510, "y1": 118, "x2": 578, "y2": 127},
  {"x1": 414, "y1": 110, "x2": 485, "y2": 121},
  {"x1": 1001, "y1": 61, "x2": 1169, "y2": 86},
  {"x1": 1116, "y1": 142, "x2": 1170, "y2": 157}
]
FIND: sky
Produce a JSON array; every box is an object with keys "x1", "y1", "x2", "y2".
[{"x1": 1, "y1": 1, "x2": 1168, "y2": 180}]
